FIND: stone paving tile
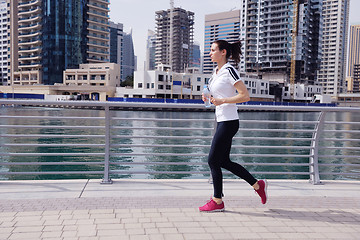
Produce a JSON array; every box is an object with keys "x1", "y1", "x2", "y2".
[
  {"x1": 1, "y1": 180, "x2": 360, "y2": 240},
  {"x1": 0, "y1": 206, "x2": 360, "y2": 240}
]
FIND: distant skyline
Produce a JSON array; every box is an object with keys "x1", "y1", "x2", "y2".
[{"x1": 110, "y1": 0, "x2": 360, "y2": 70}]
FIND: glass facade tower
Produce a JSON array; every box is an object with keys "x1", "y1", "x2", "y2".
[
  {"x1": 10, "y1": 0, "x2": 110, "y2": 85},
  {"x1": 41, "y1": 0, "x2": 87, "y2": 85},
  {"x1": 203, "y1": 10, "x2": 241, "y2": 74}
]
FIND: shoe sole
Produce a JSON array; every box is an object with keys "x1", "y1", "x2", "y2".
[
  {"x1": 199, "y1": 208, "x2": 225, "y2": 212},
  {"x1": 263, "y1": 179, "x2": 268, "y2": 204}
]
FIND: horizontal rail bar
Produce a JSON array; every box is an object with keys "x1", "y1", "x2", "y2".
[
  {"x1": 239, "y1": 120, "x2": 319, "y2": 124},
  {"x1": 0, "y1": 134, "x2": 105, "y2": 138},
  {"x1": 322, "y1": 138, "x2": 360, "y2": 142},
  {"x1": 0, "y1": 162, "x2": 104, "y2": 166},
  {"x1": 108, "y1": 170, "x2": 313, "y2": 175},
  {"x1": 323, "y1": 130, "x2": 360, "y2": 134},
  {"x1": 0, "y1": 171, "x2": 104, "y2": 175},
  {"x1": 324, "y1": 121, "x2": 360, "y2": 125},
  {"x1": 109, "y1": 153, "x2": 312, "y2": 158},
  {"x1": 0, "y1": 153, "x2": 105, "y2": 156},
  {"x1": 0, "y1": 116, "x2": 105, "y2": 120},
  {"x1": 110, "y1": 144, "x2": 313, "y2": 150},
  {"x1": 1, "y1": 144, "x2": 105, "y2": 147},
  {"x1": 318, "y1": 146, "x2": 360, "y2": 150},
  {"x1": 0, "y1": 125, "x2": 104, "y2": 129},
  {"x1": 111, "y1": 126, "x2": 213, "y2": 131},
  {"x1": 111, "y1": 117, "x2": 215, "y2": 122},
  {"x1": 318, "y1": 163, "x2": 360, "y2": 167},
  {"x1": 110, "y1": 118, "x2": 319, "y2": 125},
  {"x1": 110, "y1": 126, "x2": 316, "y2": 133},
  {"x1": 109, "y1": 162, "x2": 312, "y2": 167},
  {"x1": 319, "y1": 155, "x2": 360, "y2": 159},
  {"x1": 110, "y1": 135, "x2": 315, "y2": 141},
  {"x1": 3, "y1": 99, "x2": 358, "y2": 112}
]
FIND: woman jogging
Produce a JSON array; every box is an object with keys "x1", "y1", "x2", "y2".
[{"x1": 199, "y1": 40, "x2": 268, "y2": 212}]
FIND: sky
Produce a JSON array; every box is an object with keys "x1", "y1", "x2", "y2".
[{"x1": 109, "y1": 0, "x2": 360, "y2": 70}]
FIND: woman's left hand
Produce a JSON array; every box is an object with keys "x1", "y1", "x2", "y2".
[{"x1": 210, "y1": 97, "x2": 225, "y2": 106}]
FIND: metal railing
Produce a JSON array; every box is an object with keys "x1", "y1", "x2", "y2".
[{"x1": 0, "y1": 99, "x2": 359, "y2": 184}]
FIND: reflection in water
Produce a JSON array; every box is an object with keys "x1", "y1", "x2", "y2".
[{"x1": 0, "y1": 106, "x2": 359, "y2": 180}]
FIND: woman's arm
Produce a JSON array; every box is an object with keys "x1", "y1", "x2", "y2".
[{"x1": 210, "y1": 81, "x2": 250, "y2": 106}]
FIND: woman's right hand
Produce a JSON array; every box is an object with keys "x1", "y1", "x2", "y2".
[{"x1": 202, "y1": 93, "x2": 207, "y2": 102}]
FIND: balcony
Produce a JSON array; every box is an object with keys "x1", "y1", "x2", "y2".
[
  {"x1": 18, "y1": 0, "x2": 40, "y2": 7},
  {"x1": 18, "y1": 31, "x2": 41, "y2": 38},
  {"x1": 18, "y1": 7, "x2": 41, "y2": 16},
  {"x1": 87, "y1": 2, "x2": 109, "y2": 11},
  {"x1": 18, "y1": 37, "x2": 41, "y2": 46},
  {"x1": 88, "y1": 10, "x2": 109, "y2": 19},
  {"x1": 18, "y1": 22, "x2": 41, "y2": 31},
  {"x1": 18, "y1": 15, "x2": 42, "y2": 23},
  {"x1": 88, "y1": 32, "x2": 109, "y2": 40},
  {"x1": 88, "y1": 25, "x2": 109, "y2": 34}
]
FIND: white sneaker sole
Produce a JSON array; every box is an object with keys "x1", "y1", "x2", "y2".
[{"x1": 199, "y1": 208, "x2": 225, "y2": 212}]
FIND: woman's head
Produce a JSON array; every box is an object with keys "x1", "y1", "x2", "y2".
[{"x1": 210, "y1": 40, "x2": 242, "y2": 65}]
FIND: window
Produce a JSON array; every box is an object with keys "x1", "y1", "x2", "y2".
[
  {"x1": 83, "y1": 75, "x2": 87, "y2": 80},
  {"x1": 166, "y1": 85, "x2": 171, "y2": 90},
  {"x1": 158, "y1": 84, "x2": 163, "y2": 89},
  {"x1": 197, "y1": 77, "x2": 201, "y2": 82},
  {"x1": 100, "y1": 75, "x2": 105, "y2": 80},
  {"x1": 158, "y1": 75, "x2": 164, "y2": 81},
  {"x1": 197, "y1": 86, "x2": 200, "y2": 91},
  {"x1": 138, "y1": 83, "x2": 142, "y2": 88},
  {"x1": 151, "y1": 83, "x2": 154, "y2": 88},
  {"x1": 91, "y1": 75, "x2": 96, "y2": 80},
  {"x1": 147, "y1": 83, "x2": 150, "y2": 89}
]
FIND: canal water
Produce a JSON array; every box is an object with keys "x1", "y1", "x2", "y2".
[{"x1": 0, "y1": 106, "x2": 359, "y2": 181}]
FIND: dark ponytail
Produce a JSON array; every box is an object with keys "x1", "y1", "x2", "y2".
[{"x1": 213, "y1": 40, "x2": 242, "y2": 65}]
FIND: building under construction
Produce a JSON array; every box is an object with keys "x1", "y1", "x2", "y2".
[
  {"x1": 241, "y1": 0, "x2": 322, "y2": 86},
  {"x1": 155, "y1": 7, "x2": 194, "y2": 73}
]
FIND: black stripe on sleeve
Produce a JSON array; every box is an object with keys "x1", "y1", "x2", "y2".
[{"x1": 226, "y1": 67, "x2": 240, "y2": 81}]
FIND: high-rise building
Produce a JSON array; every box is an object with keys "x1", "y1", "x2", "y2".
[
  {"x1": 318, "y1": 0, "x2": 350, "y2": 95},
  {"x1": 0, "y1": 0, "x2": 7, "y2": 85},
  {"x1": 122, "y1": 30, "x2": 136, "y2": 80},
  {"x1": 146, "y1": 30, "x2": 156, "y2": 71},
  {"x1": 109, "y1": 21, "x2": 123, "y2": 81},
  {"x1": 190, "y1": 42, "x2": 201, "y2": 69},
  {"x1": 9, "y1": 0, "x2": 110, "y2": 85},
  {"x1": 240, "y1": 0, "x2": 322, "y2": 84},
  {"x1": 155, "y1": 7, "x2": 194, "y2": 73},
  {"x1": 203, "y1": 10, "x2": 240, "y2": 74},
  {"x1": 354, "y1": 64, "x2": 360, "y2": 92},
  {"x1": 347, "y1": 25, "x2": 360, "y2": 92}
]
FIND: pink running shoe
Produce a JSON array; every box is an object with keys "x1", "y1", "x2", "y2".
[
  {"x1": 255, "y1": 179, "x2": 268, "y2": 204},
  {"x1": 199, "y1": 198, "x2": 225, "y2": 212}
]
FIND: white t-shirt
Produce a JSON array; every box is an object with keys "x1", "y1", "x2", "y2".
[{"x1": 208, "y1": 62, "x2": 242, "y2": 122}]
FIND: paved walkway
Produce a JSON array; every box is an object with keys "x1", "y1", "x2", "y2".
[{"x1": 0, "y1": 179, "x2": 359, "y2": 240}]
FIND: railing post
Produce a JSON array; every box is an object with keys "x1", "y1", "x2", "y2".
[
  {"x1": 101, "y1": 104, "x2": 112, "y2": 184},
  {"x1": 309, "y1": 111, "x2": 326, "y2": 185}
]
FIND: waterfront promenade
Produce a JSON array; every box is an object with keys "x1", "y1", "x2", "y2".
[{"x1": 0, "y1": 179, "x2": 359, "y2": 240}]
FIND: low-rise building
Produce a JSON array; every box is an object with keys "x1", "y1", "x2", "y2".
[
  {"x1": 282, "y1": 83, "x2": 322, "y2": 102},
  {"x1": 63, "y1": 63, "x2": 120, "y2": 87},
  {"x1": 117, "y1": 65, "x2": 210, "y2": 99},
  {"x1": 116, "y1": 66, "x2": 274, "y2": 101}
]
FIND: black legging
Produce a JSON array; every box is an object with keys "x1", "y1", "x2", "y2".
[{"x1": 208, "y1": 119, "x2": 257, "y2": 198}]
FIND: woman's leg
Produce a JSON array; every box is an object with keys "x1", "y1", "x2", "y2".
[{"x1": 208, "y1": 120, "x2": 240, "y2": 198}]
